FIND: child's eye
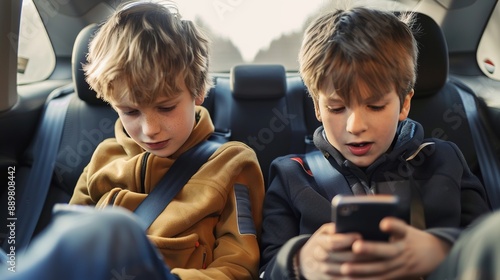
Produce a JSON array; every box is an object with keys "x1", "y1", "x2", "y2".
[
  {"x1": 159, "y1": 106, "x2": 175, "y2": 112},
  {"x1": 327, "y1": 106, "x2": 345, "y2": 113},
  {"x1": 123, "y1": 110, "x2": 139, "y2": 115},
  {"x1": 368, "y1": 105, "x2": 385, "y2": 111}
]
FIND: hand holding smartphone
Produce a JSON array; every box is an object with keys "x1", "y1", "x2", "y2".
[{"x1": 331, "y1": 195, "x2": 399, "y2": 241}]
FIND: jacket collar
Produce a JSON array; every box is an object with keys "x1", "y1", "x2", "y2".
[{"x1": 313, "y1": 118, "x2": 425, "y2": 177}]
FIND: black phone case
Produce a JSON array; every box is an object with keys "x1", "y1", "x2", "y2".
[{"x1": 332, "y1": 195, "x2": 399, "y2": 241}]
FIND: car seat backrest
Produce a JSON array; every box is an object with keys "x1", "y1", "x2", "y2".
[
  {"x1": 46, "y1": 23, "x2": 118, "y2": 233},
  {"x1": 409, "y1": 12, "x2": 477, "y2": 169},
  {"x1": 411, "y1": 13, "x2": 448, "y2": 97},
  {"x1": 231, "y1": 64, "x2": 287, "y2": 100},
  {"x1": 55, "y1": 23, "x2": 118, "y2": 195},
  {"x1": 408, "y1": 12, "x2": 500, "y2": 206},
  {"x1": 72, "y1": 24, "x2": 108, "y2": 107},
  {"x1": 204, "y1": 64, "x2": 317, "y2": 184}
]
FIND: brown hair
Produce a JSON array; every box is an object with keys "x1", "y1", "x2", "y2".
[
  {"x1": 299, "y1": 7, "x2": 418, "y2": 108},
  {"x1": 84, "y1": 1, "x2": 211, "y2": 104}
]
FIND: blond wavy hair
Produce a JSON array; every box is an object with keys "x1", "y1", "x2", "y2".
[{"x1": 84, "y1": 1, "x2": 211, "y2": 104}]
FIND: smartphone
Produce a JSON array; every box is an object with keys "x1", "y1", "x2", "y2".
[{"x1": 331, "y1": 195, "x2": 399, "y2": 241}]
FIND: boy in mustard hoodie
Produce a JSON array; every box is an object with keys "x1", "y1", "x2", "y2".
[{"x1": 2, "y1": 1, "x2": 264, "y2": 280}]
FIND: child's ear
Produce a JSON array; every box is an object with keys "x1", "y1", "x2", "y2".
[
  {"x1": 399, "y1": 89, "x2": 414, "y2": 121},
  {"x1": 195, "y1": 94, "x2": 205, "y2": 106},
  {"x1": 313, "y1": 99, "x2": 322, "y2": 122},
  {"x1": 315, "y1": 106, "x2": 322, "y2": 122}
]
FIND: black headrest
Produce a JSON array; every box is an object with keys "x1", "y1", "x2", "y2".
[
  {"x1": 412, "y1": 12, "x2": 449, "y2": 98},
  {"x1": 71, "y1": 23, "x2": 108, "y2": 106},
  {"x1": 230, "y1": 64, "x2": 287, "y2": 99}
]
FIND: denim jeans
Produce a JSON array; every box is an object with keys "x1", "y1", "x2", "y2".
[{"x1": 0, "y1": 205, "x2": 176, "y2": 280}]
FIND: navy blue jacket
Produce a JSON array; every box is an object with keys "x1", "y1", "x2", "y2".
[{"x1": 259, "y1": 119, "x2": 490, "y2": 279}]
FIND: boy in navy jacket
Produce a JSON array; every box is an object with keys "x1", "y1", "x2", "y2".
[{"x1": 259, "y1": 7, "x2": 490, "y2": 280}]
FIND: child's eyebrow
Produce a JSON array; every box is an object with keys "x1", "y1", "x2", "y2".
[
  {"x1": 326, "y1": 95, "x2": 344, "y2": 103},
  {"x1": 155, "y1": 95, "x2": 182, "y2": 105},
  {"x1": 363, "y1": 94, "x2": 388, "y2": 103},
  {"x1": 113, "y1": 104, "x2": 136, "y2": 110}
]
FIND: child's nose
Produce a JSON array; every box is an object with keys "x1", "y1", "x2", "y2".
[
  {"x1": 346, "y1": 110, "x2": 367, "y2": 135},
  {"x1": 142, "y1": 114, "x2": 161, "y2": 137}
]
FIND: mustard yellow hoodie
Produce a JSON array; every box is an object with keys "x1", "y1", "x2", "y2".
[{"x1": 70, "y1": 106, "x2": 264, "y2": 280}]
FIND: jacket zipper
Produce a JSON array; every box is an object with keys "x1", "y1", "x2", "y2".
[
  {"x1": 140, "y1": 152, "x2": 150, "y2": 193},
  {"x1": 109, "y1": 152, "x2": 150, "y2": 205},
  {"x1": 109, "y1": 192, "x2": 119, "y2": 205}
]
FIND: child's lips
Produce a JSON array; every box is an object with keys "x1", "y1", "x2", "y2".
[
  {"x1": 347, "y1": 142, "x2": 373, "y2": 156},
  {"x1": 144, "y1": 140, "x2": 169, "y2": 150}
]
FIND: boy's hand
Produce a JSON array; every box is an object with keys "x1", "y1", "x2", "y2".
[
  {"x1": 298, "y1": 223, "x2": 377, "y2": 279},
  {"x1": 338, "y1": 217, "x2": 451, "y2": 279}
]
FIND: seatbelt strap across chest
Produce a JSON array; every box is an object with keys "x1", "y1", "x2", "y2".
[
  {"x1": 305, "y1": 149, "x2": 351, "y2": 200},
  {"x1": 134, "y1": 140, "x2": 221, "y2": 231},
  {"x1": 13, "y1": 89, "x2": 73, "y2": 251},
  {"x1": 306, "y1": 148, "x2": 426, "y2": 229}
]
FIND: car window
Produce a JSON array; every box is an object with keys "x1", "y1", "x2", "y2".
[
  {"x1": 178, "y1": 0, "x2": 419, "y2": 73},
  {"x1": 17, "y1": 0, "x2": 55, "y2": 85},
  {"x1": 14, "y1": 0, "x2": 423, "y2": 81},
  {"x1": 15, "y1": 0, "x2": 421, "y2": 81},
  {"x1": 178, "y1": 0, "x2": 327, "y2": 72}
]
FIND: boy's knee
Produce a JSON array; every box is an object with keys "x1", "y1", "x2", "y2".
[
  {"x1": 47, "y1": 206, "x2": 144, "y2": 248},
  {"x1": 92, "y1": 207, "x2": 143, "y2": 232},
  {"x1": 468, "y1": 211, "x2": 500, "y2": 244}
]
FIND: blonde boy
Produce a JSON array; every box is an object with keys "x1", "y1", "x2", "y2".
[{"x1": 68, "y1": 1, "x2": 264, "y2": 279}]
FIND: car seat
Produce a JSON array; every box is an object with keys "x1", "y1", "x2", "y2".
[
  {"x1": 203, "y1": 64, "x2": 319, "y2": 185},
  {"x1": 407, "y1": 12, "x2": 500, "y2": 208},
  {"x1": 0, "y1": 24, "x2": 118, "y2": 251}
]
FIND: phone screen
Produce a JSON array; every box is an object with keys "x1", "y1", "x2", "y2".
[{"x1": 332, "y1": 195, "x2": 399, "y2": 241}]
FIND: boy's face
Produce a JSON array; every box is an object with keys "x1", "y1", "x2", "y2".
[
  {"x1": 110, "y1": 78, "x2": 204, "y2": 158},
  {"x1": 315, "y1": 86, "x2": 412, "y2": 167}
]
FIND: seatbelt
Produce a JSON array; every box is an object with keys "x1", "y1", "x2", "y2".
[
  {"x1": 306, "y1": 149, "x2": 426, "y2": 229},
  {"x1": 11, "y1": 87, "x2": 74, "y2": 251},
  {"x1": 456, "y1": 84, "x2": 500, "y2": 209},
  {"x1": 134, "y1": 140, "x2": 221, "y2": 231},
  {"x1": 305, "y1": 149, "x2": 352, "y2": 201}
]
